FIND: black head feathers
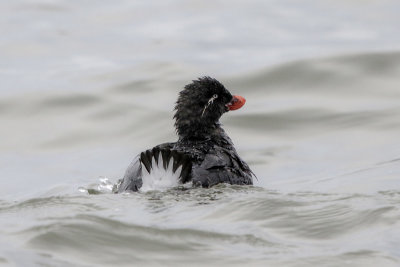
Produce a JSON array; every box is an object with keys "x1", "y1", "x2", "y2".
[{"x1": 174, "y1": 77, "x2": 235, "y2": 140}]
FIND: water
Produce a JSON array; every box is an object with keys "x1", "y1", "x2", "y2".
[{"x1": 1, "y1": 0, "x2": 400, "y2": 266}]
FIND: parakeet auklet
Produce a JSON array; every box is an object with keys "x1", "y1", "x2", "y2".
[{"x1": 116, "y1": 77, "x2": 254, "y2": 192}]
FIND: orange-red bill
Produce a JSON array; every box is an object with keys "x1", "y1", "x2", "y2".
[{"x1": 227, "y1": 95, "x2": 246, "y2": 111}]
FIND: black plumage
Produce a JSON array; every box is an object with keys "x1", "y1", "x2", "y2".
[{"x1": 117, "y1": 77, "x2": 254, "y2": 192}]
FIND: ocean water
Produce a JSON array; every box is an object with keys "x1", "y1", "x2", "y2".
[{"x1": 1, "y1": 1, "x2": 400, "y2": 266}]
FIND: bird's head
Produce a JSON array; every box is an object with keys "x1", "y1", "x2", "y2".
[{"x1": 174, "y1": 77, "x2": 245, "y2": 139}]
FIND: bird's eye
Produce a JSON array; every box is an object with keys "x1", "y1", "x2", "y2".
[{"x1": 208, "y1": 94, "x2": 218, "y2": 102}]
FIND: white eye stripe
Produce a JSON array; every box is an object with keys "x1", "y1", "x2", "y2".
[
  {"x1": 201, "y1": 94, "x2": 218, "y2": 117},
  {"x1": 209, "y1": 94, "x2": 218, "y2": 103}
]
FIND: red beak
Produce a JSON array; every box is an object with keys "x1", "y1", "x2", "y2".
[{"x1": 226, "y1": 95, "x2": 246, "y2": 111}]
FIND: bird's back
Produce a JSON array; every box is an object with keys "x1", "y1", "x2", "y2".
[{"x1": 116, "y1": 133, "x2": 253, "y2": 192}]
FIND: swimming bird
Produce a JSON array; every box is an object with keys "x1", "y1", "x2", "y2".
[{"x1": 116, "y1": 77, "x2": 254, "y2": 192}]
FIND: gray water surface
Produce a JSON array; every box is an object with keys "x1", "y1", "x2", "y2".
[{"x1": 1, "y1": 1, "x2": 400, "y2": 266}]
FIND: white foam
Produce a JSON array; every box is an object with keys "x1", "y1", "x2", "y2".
[{"x1": 140, "y1": 153, "x2": 182, "y2": 192}]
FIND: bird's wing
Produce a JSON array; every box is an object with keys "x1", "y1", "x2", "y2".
[
  {"x1": 116, "y1": 142, "x2": 193, "y2": 192},
  {"x1": 116, "y1": 154, "x2": 143, "y2": 192},
  {"x1": 191, "y1": 146, "x2": 253, "y2": 187}
]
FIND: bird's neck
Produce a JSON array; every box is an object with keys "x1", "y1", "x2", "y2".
[
  {"x1": 176, "y1": 121, "x2": 223, "y2": 142},
  {"x1": 176, "y1": 122, "x2": 235, "y2": 150}
]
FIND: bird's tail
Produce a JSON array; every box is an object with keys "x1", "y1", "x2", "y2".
[{"x1": 139, "y1": 147, "x2": 192, "y2": 191}]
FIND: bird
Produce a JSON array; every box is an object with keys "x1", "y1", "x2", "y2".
[{"x1": 116, "y1": 76, "x2": 254, "y2": 193}]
